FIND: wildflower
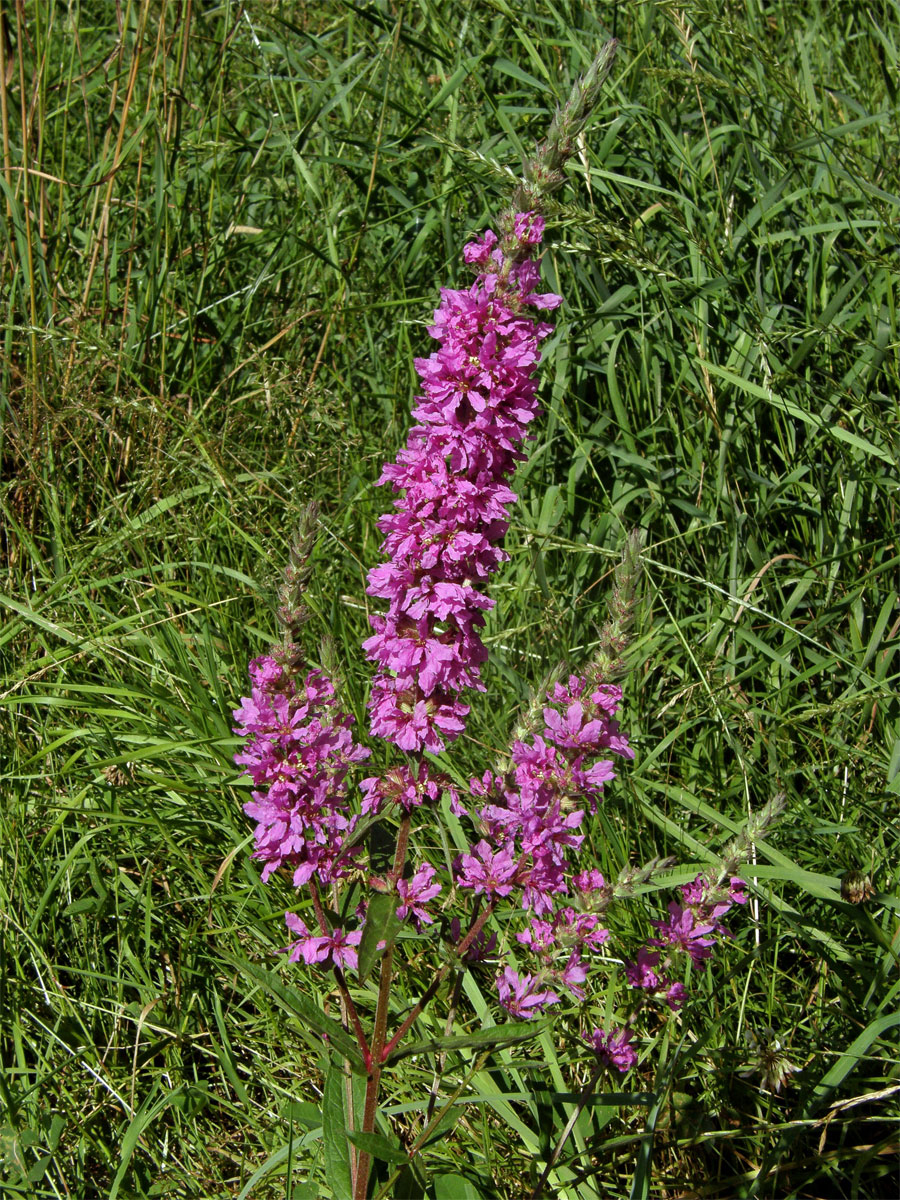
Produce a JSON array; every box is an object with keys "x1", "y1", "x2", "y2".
[
  {"x1": 396, "y1": 862, "x2": 442, "y2": 929},
  {"x1": 464, "y1": 671, "x2": 633, "y2": 922},
  {"x1": 740, "y1": 1027, "x2": 800, "y2": 1094},
  {"x1": 285, "y1": 913, "x2": 362, "y2": 971},
  {"x1": 233, "y1": 658, "x2": 369, "y2": 886},
  {"x1": 840, "y1": 869, "x2": 874, "y2": 905},
  {"x1": 557, "y1": 950, "x2": 589, "y2": 999},
  {"x1": 364, "y1": 215, "x2": 562, "y2": 754},
  {"x1": 585, "y1": 1025, "x2": 637, "y2": 1074},
  {"x1": 573, "y1": 868, "x2": 605, "y2": 894},
  {"x1": 664, "y1": 982, "x2": 687, "y2": 1010},
  {"x1": 456, "y1": 840, "x2": 519, "y2": 897},
  {"x1": 359, "y1": 761, "x2": 446, "y2": 815},
  {"x1": 496, "y1": 967, "x2": 559, "y2": 1018},
  {"x1": 625, "y1": 948, "x2": 663, "y2": 990},
  {"x1": 649, "y1": 901, "x2": 718, "y2": 967}
]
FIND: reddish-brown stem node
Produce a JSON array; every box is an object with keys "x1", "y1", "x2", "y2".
[{"x1": 380, "y1": 897, "x2": 496, "y2": 1063}]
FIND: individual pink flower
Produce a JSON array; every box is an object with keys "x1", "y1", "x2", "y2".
[
  {"x1": 649, "y1": 902, "x2": 718, "y2": 967},
  {"x1": 665, "y1": 982, "x2": 688, "y2": 1010},
  {"x1": 456, "y1": 840, "x2": 519, "y2": 897},
  {"x1": 585, "y1": 1026, "x2": 637, "y2": 1074},
  {"x1": 496, "y1": 967, "x2": 559, "y2": 1018},
  {"x1": 557, "y1": 950, "x2": 589, "y2": 999},
  {"x1": 625, "y1": 947, "x2": 663, "y2": 990},
  {"x1": 285, "y1": 913, "x2": 362, "y2": 971},
  {"x1": 396, "y1": 863, "x2": 442, "y2": 929},
  {"x1": 573, "y1": 868, "x2": 606, "y2": 894}
]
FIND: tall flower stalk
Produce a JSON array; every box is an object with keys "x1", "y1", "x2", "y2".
[
  {"x1": 363, "y1": 210, "x2": 561, "y2": 754},
  {"x1": 231, "y1": 41, "x2": 780, "y2": 1200}
]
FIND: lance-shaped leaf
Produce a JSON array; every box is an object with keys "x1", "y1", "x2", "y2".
[
  {"x1": 223, "y1": 955, "x2": 365, "y2": 1071},
  {"x1": 323, "y1": 1061, "x2": 353, "y2": 1200},
  {"x1": 357, "y1": 890, "x2": 403, "y2": 985},
  {"x1": 346, "y1": 1129, "x2": 409, "y2": 1165},
  {"x1": 384, "y1": 1019, "x2": 549, "y2": 1066}
]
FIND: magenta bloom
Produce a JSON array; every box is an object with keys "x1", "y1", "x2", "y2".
[
  {"x1": 625, "y1": 948, "x2": 663, "y2": 990},
  {"x1": 396, "y1": 862, "x2": 442, "y2": 929},
  {"x1": 456, "y1": 840, "x2": 519, "y2": 897},
  {"x1": 285, "y1": 913, "x2": 362, "y2": 971},
  {"x1": 496, "y1": 967, "x2": 559, "y2": 1018},
  {"x1": 649, "y1": 902, "x2": 718, "y2": 967},
  {"x1": 364, "y1": 214, "x2": 562, "y2": 753},
  {"x1": 233, "y1": 657, "x2": 370, "y2": 887},
  {"x1": 359, "y1": 761, "x2": 448, "y2": 815},
  {"x1": 585, "y1": 1026, "x2": 637, "y2": 1074}
]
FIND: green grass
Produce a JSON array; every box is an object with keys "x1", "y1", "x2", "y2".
[{"x1": 2, "y1": 1, "x2": 899, "y2": 1196}]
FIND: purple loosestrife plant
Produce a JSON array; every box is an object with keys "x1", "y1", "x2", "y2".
[
  {"x1": 231, "y1": 42, "x2": 783, "y2": 1200},
  {"x1": 363, "y1": 209, "x2": 560, "y2": 755}
]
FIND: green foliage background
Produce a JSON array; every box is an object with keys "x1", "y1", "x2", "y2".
[{"x1": 1, "y1": 1, "x2": 898, "y2": 1196}]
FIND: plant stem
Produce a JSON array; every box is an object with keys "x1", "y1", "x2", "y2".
[
  {"x1": 528, "y1": 1063, "x2": 603, "y2": 1199},
  {"x1": 370, "y1": 1049, "x2": 495, "y2": 1200},
  {"x1": 353, "y1": 812, "x2": 412, "y2": 1200},
  {"x1": 308, "y1": 879, "x2": 371, "y2": 1062},
  {"x1": 425, "y1": 965, "x2": 464, "y2": 1122},
  {"x1": 381, "y1": 897, "x2": 495, "y2": 1064}
]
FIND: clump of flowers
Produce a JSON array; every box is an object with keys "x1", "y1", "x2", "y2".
[
  {"x1": 363, "y1": 210, "x2": 560, "y2": 754},
  {"x1": 230, "y1": 41, "x2": 781, "y2": 1200},
  {"x1": 233, "y1": 657, "x2": 369, "y2": 886}
]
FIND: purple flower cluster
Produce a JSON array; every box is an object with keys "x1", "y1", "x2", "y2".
[
  {"x1": 363, "y1": 213, "x2": 562, "y2": 754},
  {"x1": 585, "y1": 1025, "x2": 637, "y2": 1074},
  {"x1": 465, "y1": 676, "x2": 632, "y2": 910},
  {"x1": 233, "y1": 656, "x2": 370, "y2": 886},
  {"x1": 625, "y1": 875, "x2": 748, "y2": 1009},
  {"x1": 359, "y1": 761, "x2": 462, "y2": 817},
  {"x1": 454, "y1": 674, "x2": 633, "y2": 1015},
  {"x1": 285, "y1": 913, "x2": 362, "y2": 972}
]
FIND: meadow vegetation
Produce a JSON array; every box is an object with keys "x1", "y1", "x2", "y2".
[{"x1": 1, "y1": 1, "x2": 899, "y2": 1196}]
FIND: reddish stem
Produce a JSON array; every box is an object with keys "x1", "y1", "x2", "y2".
[
  {"x1": 353, "y1": 811, "x2": 412, "y2": 1200},
  {"x1": 380, "y1": 896, "x2": 496, "y2": 1064},
  {"x1": 308, "y1": 879, "x2": 371, "y2": 1061}
]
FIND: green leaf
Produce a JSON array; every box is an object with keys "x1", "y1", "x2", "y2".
[
  {"x1": 346, "y1": 1129, "x2": 408, "y2": 1165},
  {"x1": 357, "y1": 891, "x2": 402, "y2": 985},
  {"x1": 290, "y1": 1186, "x2": 320, "y2": 1200},
  {"x1": 384, "y1": 1019, "x2": 548, "y2": 1065},
  {"x1": 805, "y1": 1011, "x2": 900, "y2": 1114},
  {"x1": 222, "y1": 955, "x2": 364, "y2": 1070},
  {"x1": 433, "y1": 1173, "x2": 487, "y2": 1200},
  {"x1": 323, "y1": 1062, "x2": 353, "y2": 1200},
  {"x1": 282, "y1": 1101, "x2": 323, "y2": 1129}
]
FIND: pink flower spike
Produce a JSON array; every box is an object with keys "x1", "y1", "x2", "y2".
[{"x1": 362, "y1": 215, "x2": 561, "y2": 753}]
